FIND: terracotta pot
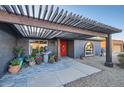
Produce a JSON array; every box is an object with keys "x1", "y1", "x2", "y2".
[
  {"x1": 8, "y1": 65, "x2": 20, "y2": 74},
  {"x1": 29, "y1": 62, "x2": 36, "y2": 66}
]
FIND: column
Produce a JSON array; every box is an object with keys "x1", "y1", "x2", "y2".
[
  {"x1": 57, "y1": 39, "x2": 61, "y2": 59},
  {"x1": 104, "y1": 34, "x2": 113, "y2": 67}
]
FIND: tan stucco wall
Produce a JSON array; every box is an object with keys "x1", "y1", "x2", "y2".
[{"x1": 101, "y1": 40, "x2": 124, "y2": 52}]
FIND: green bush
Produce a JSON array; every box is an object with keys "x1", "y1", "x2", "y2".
[
  {"x1": 118, "y1": 54, "x2": 124, "y2": 63},
  {"x1": 49, "y1": 55, "x2": 55, "y2": 63},
  {"x1": 118, "y1": 54, "x2": 124, "y2": 57}
]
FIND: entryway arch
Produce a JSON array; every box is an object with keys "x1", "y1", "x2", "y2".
[{"x1": 84, "y1": 41, "x2": 94, "y2": 56}]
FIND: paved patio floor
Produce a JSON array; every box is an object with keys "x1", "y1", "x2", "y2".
[{"x1": 0, "y1": 57, "x2": 101, "y2": 87}]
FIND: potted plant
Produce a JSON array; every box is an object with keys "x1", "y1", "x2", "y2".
[
  {"x1": 8, "y1": 59, "x2": 21, "y2": 74},
  {"x1": 28, "y1": 56, "x2": 36, "y2": 66},
  {"x1": 52, "y1": 53, "x2": 58, "y2": 62},
  {"x1": 54, "y1": 55, "x2": 58, "y2": 62},
  {"x1": 49, "y1": 55, "x2": 55, "y2": 64},
  {"x1": 35, "y1": 56, "x2": 43, "y2": 65}
]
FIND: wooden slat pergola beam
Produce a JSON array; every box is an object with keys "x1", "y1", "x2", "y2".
[{"x1": 0, "y1": 10, "x2": 107, "y2": 37}]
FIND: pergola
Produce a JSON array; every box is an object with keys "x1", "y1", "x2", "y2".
[{"x1": 0, "y1": 5, "x2": 122, "y2": 67}]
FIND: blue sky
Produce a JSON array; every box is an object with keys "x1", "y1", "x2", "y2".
[{"x1": 57, "y1": 5, "x2": 124, "y2": 40}]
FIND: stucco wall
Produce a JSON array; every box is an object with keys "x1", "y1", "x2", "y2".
[
  {"x1": 94, "y1": 41, "x2": 101, "y2": 56},
  {"x1": 67, "y1": 40, "x2": 74, "y2": 58},
  {"x1": 74, "y1": 40, "x2": 101, "y2": 58},
  {"x1": 0, "y1": 24, "x2": 17, "y2": 77},
  {"x1": 17, "y1": 38, "x2": 29, "y2": 56}
]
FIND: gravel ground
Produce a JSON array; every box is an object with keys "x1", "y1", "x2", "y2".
[{"x1": 64, "y1": 54, "x2": 124, "y2": 87}]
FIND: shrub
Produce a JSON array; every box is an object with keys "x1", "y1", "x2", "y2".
[
  {"x1": 117, "y1": 53, "x2": 124, "y2": 63},
  {"x1": 117, "y1": 53, "x2": 124, "y2": 68},
  {"x1": 49, "y1": 55, "x2": 55, "y2": 63}
]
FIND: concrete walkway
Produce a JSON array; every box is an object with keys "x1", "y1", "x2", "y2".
[{"x1": 0, "y1": 57, "x2": 101, "y2": 87}]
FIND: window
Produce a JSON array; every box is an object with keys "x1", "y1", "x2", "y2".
[
  {"x1": 29, "y1": 40, "x2": 48, "y2": 55},
  {"x1": 85, "y1": 42, "x2": 94, "y2": 56}
]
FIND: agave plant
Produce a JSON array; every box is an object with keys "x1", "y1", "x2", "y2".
[
  {"x1": 8, "y1": 59, "x2": 21, "y2": 74},
  {"x1": 10, "y1": 59, "x2": 21, "y2": 66}
]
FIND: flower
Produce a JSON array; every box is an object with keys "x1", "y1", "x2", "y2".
[{"x1": 35, "y1": 57, "x2": 43, "y2": 61}]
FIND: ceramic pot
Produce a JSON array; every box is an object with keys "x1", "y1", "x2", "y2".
[{"x1": 8, "y1": 65, "x2": 20, "y2": 74}]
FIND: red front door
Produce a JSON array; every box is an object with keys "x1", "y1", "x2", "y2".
[{"x1": 60, "y1": 40, "x2": 67, "y2": 57}]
